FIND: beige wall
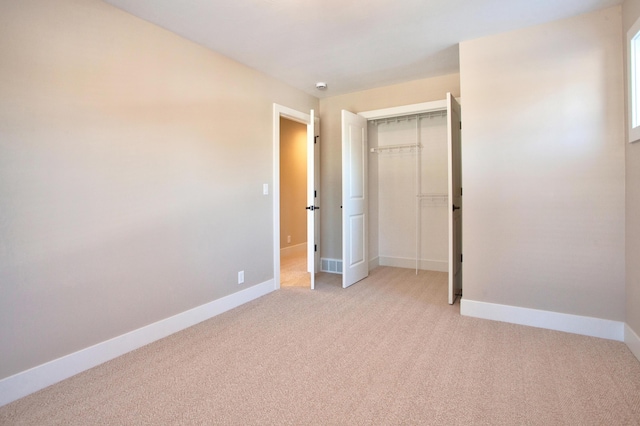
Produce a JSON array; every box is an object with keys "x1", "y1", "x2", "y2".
[
  {"x1": 279, "y1": 118, "x2": 307, "y2": 249},
  {"x1": 623, "y1": 0, "x2": 640, "y2": 337},
  {"x1": 318, "y1": 74, "x2": 460, "y2": 260},
  {"x1": 459, "y1": 7, "x2": 625, "y2": 320},
  {"x1": 0, "y1": 0, "x2": 317, "y2": 379}
]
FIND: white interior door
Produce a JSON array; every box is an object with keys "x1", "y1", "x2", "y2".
[
  {"x1": 447, "y1": 93, "x2": 462, "y2": 304},
  {"x1": 342, "y1": 110, "x2": 368, "y2": 288},
  {"x1": 307, "y1": 110, "x2": 320, "y2": 289}
]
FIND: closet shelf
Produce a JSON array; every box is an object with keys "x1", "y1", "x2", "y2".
[
  {"x1": 370, "y1": 143, "x2": 422, "y2": 154},
  {"x1": 417, "y1": 193, "x2": 448, "y2": 203},
  {"x1": 370, "y1": 109, "x2": 448, "y2": 126}
]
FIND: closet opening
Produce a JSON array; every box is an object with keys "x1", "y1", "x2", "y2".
[
  {"x1": 369, "y1": 109, "x2": 449, "y2": 275},
  {"x1": 279, "y1": 117, "x2": 310, "y2": 288},
  {"x1": 343, "y1": 94, "x2": 461, "y2": 302}
]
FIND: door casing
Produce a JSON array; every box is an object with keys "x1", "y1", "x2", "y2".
[
  {"x1": 350, "y1": 98, "x2": 461, "y2": 297},
  {"x1": 272, "y1": 104, "x2": 315, "y2": 290}
]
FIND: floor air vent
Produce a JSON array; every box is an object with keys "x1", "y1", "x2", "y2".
[{"x1": 321, "y1": 258, "x2": 343, "y2": 274}]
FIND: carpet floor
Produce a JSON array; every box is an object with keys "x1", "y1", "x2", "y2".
[
  {"x1": 280, "y1": 249, "x2": 310, "y2": 288},
  {"x1": 1, "y1": 267, "x2": 639, "y2": 425}
]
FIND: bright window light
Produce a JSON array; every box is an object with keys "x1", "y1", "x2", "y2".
[{"x1": 628, "y1": 17, "x2": 640, "y2": 143}]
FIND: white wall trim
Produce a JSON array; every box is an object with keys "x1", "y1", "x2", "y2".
[
  {"x1": 460, "y1": 298, "x2": 624, "y2": 341},
  {"x1": 625, "y1": 323, "x2": 640, "y2": 363},
  {"x1": 0, "y1": 280, "x2": 274, "y2": 407}
]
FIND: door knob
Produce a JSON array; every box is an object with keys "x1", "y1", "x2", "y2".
[{"x1": 452, "y1": 205, "x2": 461, "y2": 211}]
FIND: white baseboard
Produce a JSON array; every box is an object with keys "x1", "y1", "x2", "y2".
[
  {"x1": 378, "y1": 256, "x2": 448, "y2": 272},
  {"x1": 369, "y1": 256, "x2": 380, "y2": 270},
  {"x1": 460, "y1": 298, "x2": 624, "y2": 341},
  {"x1": 0, "y1": 279, "x2": 274, "y2": 407},
  {"x1": 280, "y1": 243, "x2": 306, "y2": 258},
  {"x1": 625, "y1": 323, "x2": 640, "y2": 363}
]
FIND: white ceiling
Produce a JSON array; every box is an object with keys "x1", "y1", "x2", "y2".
[{"x1": 102, "y1": 0, "x2": 622, "y2": 98}]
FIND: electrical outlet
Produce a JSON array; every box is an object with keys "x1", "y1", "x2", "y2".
[{"x1": 238, "y1": 271, "x2": 244, "y2": 284}]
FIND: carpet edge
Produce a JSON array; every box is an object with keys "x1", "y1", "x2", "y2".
[{"x1": 0, "y1": 279, "x2": 275, "y2": 407}]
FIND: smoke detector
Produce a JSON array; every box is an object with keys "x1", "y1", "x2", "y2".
[{"x1": 315, "y1": 82, "x2": 328, "y2": 91}]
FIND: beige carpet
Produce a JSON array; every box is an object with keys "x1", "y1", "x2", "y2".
[
  {"x1": 280, "y1": 249, "x2": 310, "y2": 288},
  {"x1": 1, "y1": 267, "x2": 640, "y2": 425}
]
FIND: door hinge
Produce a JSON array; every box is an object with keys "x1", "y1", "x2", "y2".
[
  {"x1": 314, "y1": 190, "x2": 317, "y2": 198},
  {"x1": 315, "y1": 244, "x2": 317, "y2": 252},
  {"x1": 459, "y1": 122, "x2": 462, "y2": 130},
  {"x1": 460, "y1": 187, "x2": 463, "y2": 196},
  {"x1": 314, "y1": 135, "x2": 319, "y2": 144},
  {"x1": 460, "y1": 254, "x2": 463, "y2": 263}
]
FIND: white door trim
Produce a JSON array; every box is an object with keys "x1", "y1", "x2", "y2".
[
  {"x1": 358, "y1": 99, "x2": 447, "y2": 120},
  {"x1": 273, "y1": 104, "x2": 311, "y2": 290},
  {"x1": 358, "y1": 100, "x2": 450, "y2": 275},
  {"x1": 307, "y1": 110, "x2": 319, "y2": 289},
  {"x1": 447, "y1": 93, "x2": 462, "y2": 304}
]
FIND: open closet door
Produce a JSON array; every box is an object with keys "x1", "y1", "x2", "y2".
[
  {"x1": 447, "y1": 93, "x2": 462, "y2": 304},
  {"x1": 307, "y1": 110, "x2": 320, "y2": 289},
  {"x1": 342, "y1": 110, "x2": 368, "y2": 288}
]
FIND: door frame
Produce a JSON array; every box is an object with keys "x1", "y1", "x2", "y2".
[
  {"x1": 356, "y1": 98, "x2": 447, "y2": 270},
  {"x1": 358, "y1": 99, "x2": 448, "y2": 120},
  {"x1": 272, "y1": 103, "x2": 312, "y2": 290},
  {"x1": 356, "y1": 97, "x2": 462, "y2": 298},
  {"x1": 447, "y1": 93, "x2": 462, "y2": 304},
  {"x1": 308, "y1": 110, "x2": 320, "y2": 289}
]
